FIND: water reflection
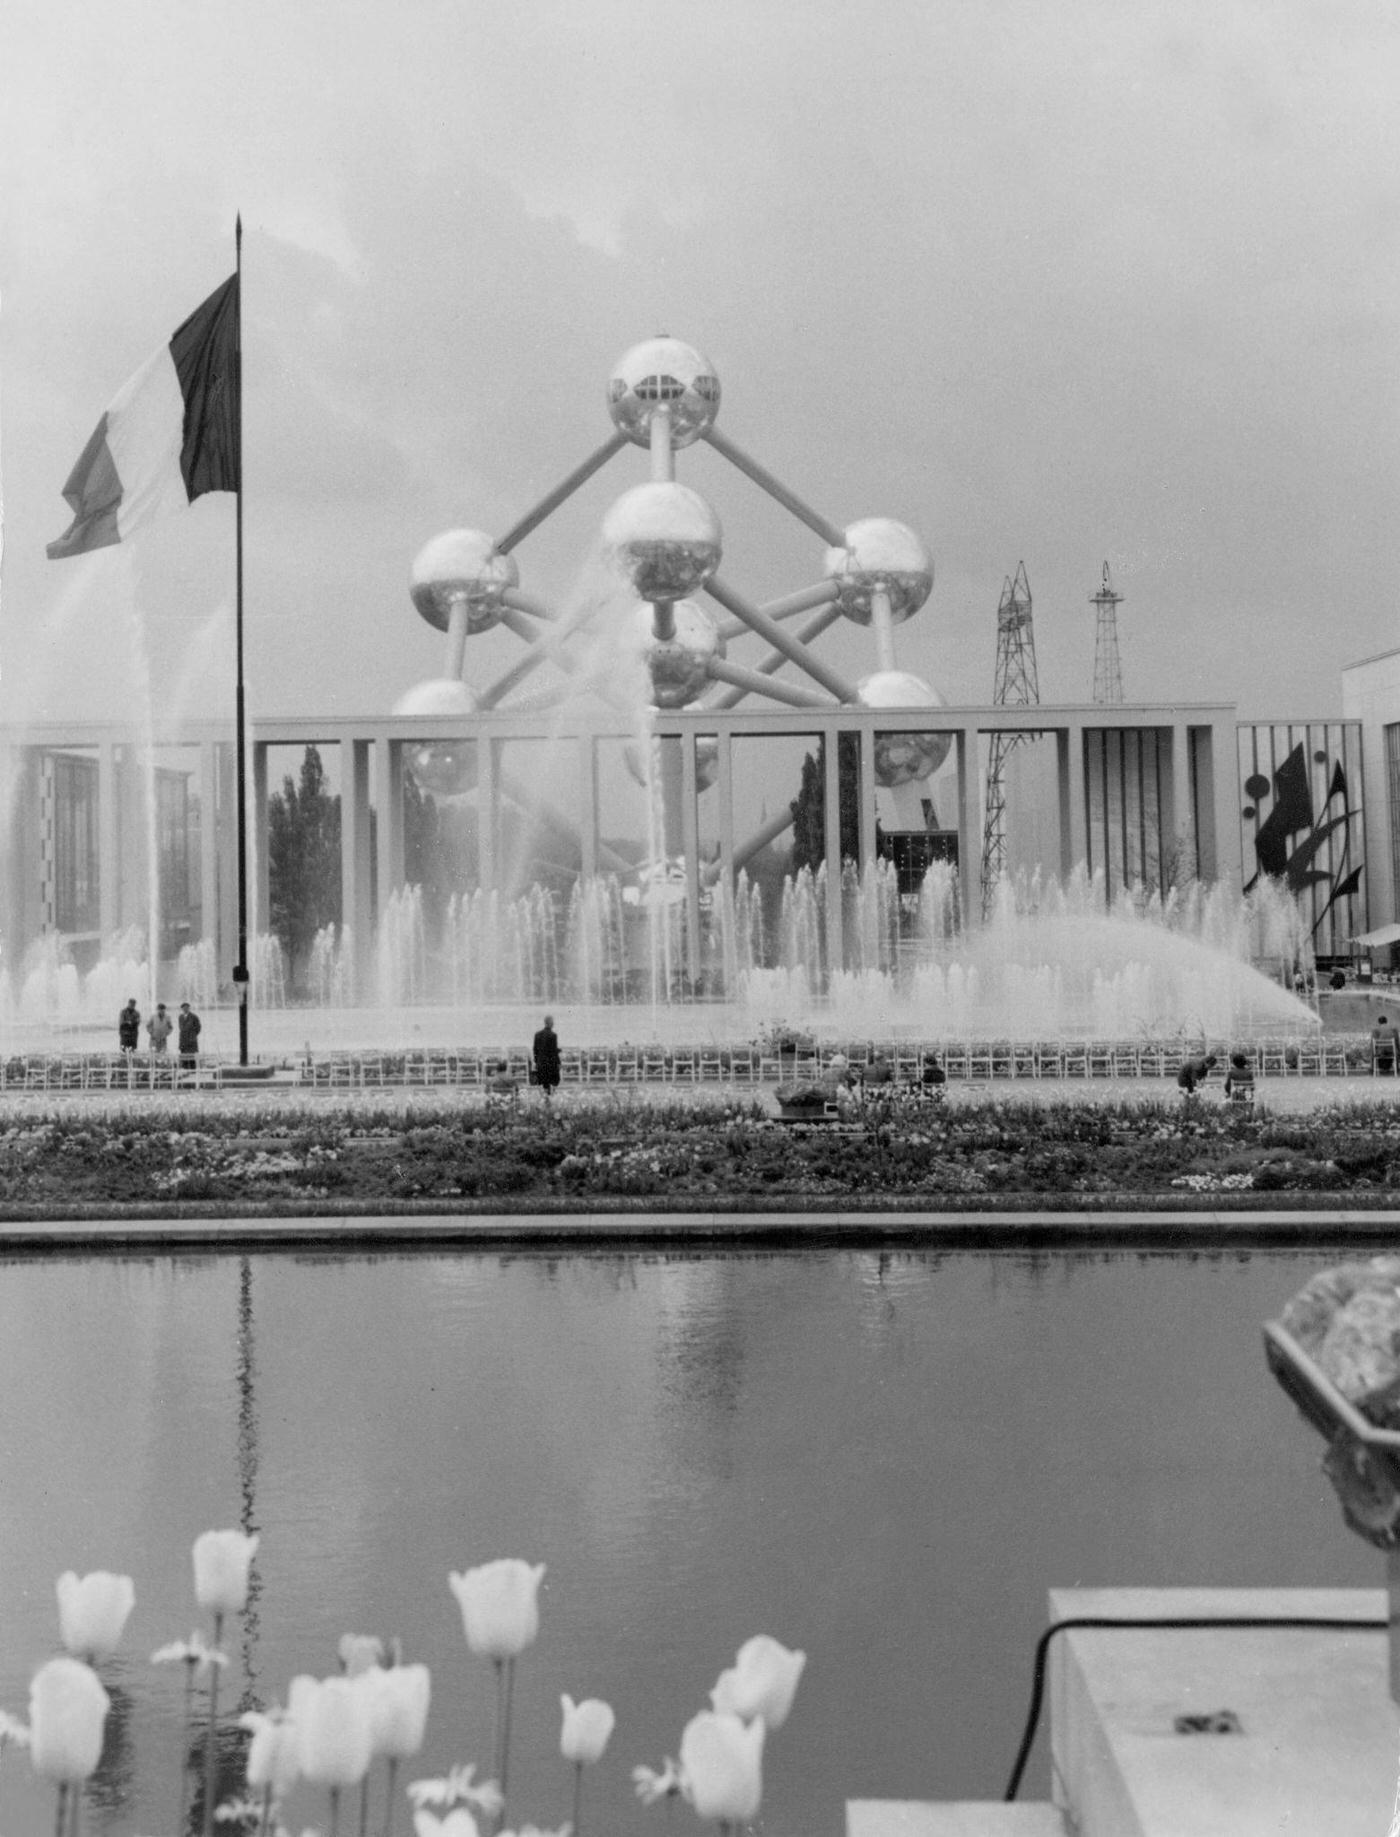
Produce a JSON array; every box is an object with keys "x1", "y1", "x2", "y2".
[{"x1": 0, "y1": 1245, "x2": 1377, "y2": 1837}]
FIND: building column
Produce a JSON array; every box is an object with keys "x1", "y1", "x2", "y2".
[
  {"x1": 199, "y1": 741, "x2": 221, "y2": 962},
  {"x1": 252, "y1": 743, "x2": 270, "y2": 938},
  {"x1": 681, "y1": 732, "x2": 701, "y2": 984},
  {"x1": 578, "y1": 736, "x2": 598, "y2": 880},
  {"x1": 374, "y1": 737, "x2": 405, "y2": 903},
  {"x1": 1058, "y1": 724, "x2": 1088, "y2": 882},
  {"x1": 716, "y1": 731, "x2": 735, "y2": 885},
  {"x1": 956, "y1": 725, "x2": 982, "y2": 927},
  {"x1": 98, "y1": 741, "x2": 121, "y2": 940},
  {"x1": 858, "y1": 726, "x2": 878, "y2": 873},
  {"x1": 823, "y1": 719, "x2": 843, "y2": 977},
  {"x1": 1208, "y1": 714, "x2": 1242, "y2": 894},
  {"x1": 477, "y1": 738, "x2": 497, "y2": 894},
  {"x1": 340, "y1": 737, "x2": 373, "y2": 995}
]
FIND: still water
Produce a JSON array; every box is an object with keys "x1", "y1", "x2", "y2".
[{"x1": 0, "y1": 1245, "x2": 1375, "y2": 1836}]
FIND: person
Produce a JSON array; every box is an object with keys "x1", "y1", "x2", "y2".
[
  {"x1": 1223, "y1": 1051, "x2": 1255, "y2": 1107},
  {"x1": 1177, "y1": 1052, "x2": 1217, "y2": 1095},
  {"x1": 1330, "y1": 969, "x2": 1347, "y2": 992},
  {"x1": 118, "y1": 998, "x2": 141, "y2": 1055},
  {"x1": 178, "y1": 1001, "x2": 202, "y2": 1070},
  {"x1": 1372, "y1": 1014, "x2": 1399, "y2": 1075},
  {"x1": 147, "y1": 1002, "x2": 173, "y2": 1054},
  {"x1": 921, "y1": 1054, "x2": 947, "y2": 1089},
  {"x1": 532, "y1": 1013, "x2": 561, "y2": 1098}
]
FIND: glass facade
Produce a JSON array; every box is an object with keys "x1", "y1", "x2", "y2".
[
  {"x1": 1084, "y1": 727, "x2": 1171, "y2": 894},
  {"x1": 52, "y1": 752, "x2": 99, "y2": 935}
]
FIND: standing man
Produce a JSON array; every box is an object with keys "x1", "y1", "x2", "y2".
[
  {"x1": 147, "y1": 1002, "x2": 173, "y2": 1054},
  {"x1": 118, "y1": 997, "x2": 141, "y2": 1055},
  {"x1": 178, "y1": 1002, "x2": 202, "y2": 1071},
  {"x1": 532, "y1": 1013, "x2": 561, "y2": 1100}
]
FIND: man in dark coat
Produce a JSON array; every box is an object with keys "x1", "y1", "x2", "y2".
[
  {"x1": 178, "y1": 1002, "x2": 202, "y2": 1070},
  {"x1": 1177, "y1": 1052, "x2": 1217, "y2": 1094},
  {"x1": 118, "y1": 999, "x2": 141, "y2": 1054},
  {"x1": 532, "y1": 1014, "x2": 561, "y2": 1098}
]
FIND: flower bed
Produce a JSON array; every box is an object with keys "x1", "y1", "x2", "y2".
[{"x1": 1, "y1": 1093, "x2": 1400, "y2": 1212}]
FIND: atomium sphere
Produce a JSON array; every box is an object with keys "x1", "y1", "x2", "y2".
[
  {"x1": 393, "y1": 678, "x2": 480, "y2": 798},
  {"x1": 856, "y1": 669, "x2": 951, "y2": 785},
  {"x1": 607, "y1": 337, "x2": 721, "y2": 448},
  {"x1": 633, "y1": 598, "x2": 724, "y2": 709},
  {"x1": 624, "y1": 733, "x2": 720, "y2": 791},
  {"x1": 410, "y1": 529, "x2": 518, "y2": 634},
  {"x1": 602, "y1": 482, "x2": 722, "y2": 603},
  {"x1": 824, "y1": 517, "x2": 933, "y2": 625}
]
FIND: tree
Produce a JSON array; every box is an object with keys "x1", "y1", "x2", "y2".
[
  {"x1": 267, "y1": 746, "x2": 341, "y2": 986},
  {"x1": 789, "y1": 734, "x2": 861, "y2": 874}
]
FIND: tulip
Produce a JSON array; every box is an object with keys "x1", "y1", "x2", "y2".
[
  {"x1": 192, "y1": 1529, "x2": 259, "y2": 1615},
  {"x1": 290, "y1": 1675, "x2": 374, "y2": 1787},
  {"x1": 559, "y1": 1694, "x2": 614, "y2": 1765},
  {"x1": 709, "y1": 1634, "x2": 807, "y2": 1731},
  {"x1": 240, "y1": 1708, "x2": 302, "y2": 1798},
  {"x1": 339, "y1": 1632, "x2": 388, "y2": 1677},
  {"x1": 631, "y1": 1758, "x2": 682, "y2": 1805},
  {"x1": 56, "y1": 1570, "x2": 135, "y2": 1663},
  {"x1": 29, "y1": 1656, "x2": 110, "y2": 1783},
  {"x1": 678, "y1": 1710, "x2": 764, "y2": 1824},
  {"x1": 447, "y1": 1561, "x2": 546, "y2": 1660},
  {"x1": 360, "y1": 1663, "x2": 431, "y2": 1760},
  {"x1": 413, "y1": 1812, "x2": 480, "y2": 1837}
]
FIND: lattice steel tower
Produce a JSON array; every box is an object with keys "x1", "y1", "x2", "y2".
[
  {"x1": 979, "y1": 562, "x2": 1040, "y2": 917},
  {"x1": 1091, "y1": 560, "x2": 1124, "y2": 704}
]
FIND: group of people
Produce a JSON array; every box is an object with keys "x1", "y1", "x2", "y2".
[
  {"x1": 1177, "y1": 1051, "x2": 1256, "y2": 1104},
  {"x1": 117, "y1": 998, "x2": 202, "y2": 1067}
]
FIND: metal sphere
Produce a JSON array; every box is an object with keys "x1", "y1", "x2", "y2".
[
  {"x1": 393, "y1": 678, "x2": 480, "y2": 798},
  {"x1": 607, "y1": 337, "x2": 721, "y2": 448},
  {"x1": 824, "y1": 517, "x2": 933, "y2": 625},
  {"x1": 633, "y1": 598, "x2": 724, "y2": 709},
  {"x1": 410, "y1": 529, "x2": 518, "y2": 634},
  {"x1": 602, "y1": 482, "x2": 722, "y2": 603},
  {"x1": 856, "y1": 670, "x2": 951, "y2": 785},
  {"x1": 624, "y1": 733, "x2": 720, "y2": 791}
]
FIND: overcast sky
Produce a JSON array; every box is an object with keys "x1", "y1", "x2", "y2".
[{"x1": 1, "y1": 0, "x2": 1396, "y2": 736}]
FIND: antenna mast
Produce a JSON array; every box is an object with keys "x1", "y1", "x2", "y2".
[
  {"x1": 980, "y1": 562, "x2": 1040, "y2": 918},
  {"x1": 1091, "y1": 560, "x2": 1124, "y2": 704}
]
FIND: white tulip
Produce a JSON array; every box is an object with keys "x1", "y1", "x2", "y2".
[
  {"x1": 559, "y1": 1693, "x2": 614, "y2": 1764},
  {"x1": 359, "y1": 1663, "x2": 431, "y2": 1759},
  {"x1": 28, "y1": 1657, "x2": 110, "y2": 1784},
  {"x1": 448, "y1": 1561, "x2": 546, "y2": 1659},
  {"x1": 413, "y1": 1811, "x2": 480, "y2": 1837},
  {"x1": 192, "y1": 1529, "x2": 258, "y2": 1616},
  {"x1": 678, "y1": 1710, "x2": 764, "y2": 1823},
  {"x1": 290, "y1": 1674, "x2": 373, "y2": 1787},
  {"x1": 338, "y1": 1633, "x2": 387, "y2": 1677},
  {"x1": 709, "y1": 1634, "x2": 807, "y2": 1730},
  {"x1": 56, "y1": 1571, "x2": 135, "y2": 1661},
  {"x1": 240, "y1": 1709, "x2": 301, "y2": 1796}
]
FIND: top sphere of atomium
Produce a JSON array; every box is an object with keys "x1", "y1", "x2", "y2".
[
  {"x1": 602, "y1": 482, "x2": 722, "y2": 603},
  {"x1": 608, "y1": 337, "x2": 721, "y2": 448},
  {"x1": 410, "y1": 529, "x2": 518, "y2": 634},
  {"x1": 824, "y1": 518, "x2": 933, "y2": 625}
]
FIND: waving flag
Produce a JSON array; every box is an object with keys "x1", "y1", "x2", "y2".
[{"x1": 47, "y1": 274, "x2": 239, "y2": 560}]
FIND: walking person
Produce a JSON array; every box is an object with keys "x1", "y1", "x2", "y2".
[
  {"x1": 118, "y1": 997, "x2": 141, "y2": 1055},
  {"x1": 146, "y1": 1002, "x2": 173, "y2": 1054},
  {"x1": 178, "y1": 1001, "x2": 202, "y2": 1071},
  {"x1": 532, "y1": 1013, "x2": 561, "y2": 1100}
]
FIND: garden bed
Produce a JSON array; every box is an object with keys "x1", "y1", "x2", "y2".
[{"x1": 0, "y1": 1091, "x2": 1398, "y2": 1216}]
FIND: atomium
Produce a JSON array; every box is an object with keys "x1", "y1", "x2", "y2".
[
  {"x1": 857, "y1": 670, "x2": 952, "y2": 784},
  {"x1": 411, "y1": 530, "x2": 518, "y2": 634},
  {"x1": 632, "y1": 598, "x2": 724, "y2": 709},
  {"x1": 393, "y1": 678, "x2": 481, "y2": 797},
  {"x1": 602, "y1": 482, "x2": 723, "y2": 603},
  {"x1": 824, "y1": 518, "x2": 933, "y2": 625}
]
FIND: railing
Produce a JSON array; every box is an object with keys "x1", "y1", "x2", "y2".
[{"x1": 0, "y1": 1037, "x2": 1396, "y2": 1092}]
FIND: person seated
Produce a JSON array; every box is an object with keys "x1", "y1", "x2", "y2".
[
  {"x1": 1372, "y1": 1015, "x2": 1399, "y2": 1075},
  {"x1": 921, "y1": 1054, "x2": 947, "y2": 1088},
  {"x1": 1223, "y1": 1051, "x2": 1255, "y2": 1106}
]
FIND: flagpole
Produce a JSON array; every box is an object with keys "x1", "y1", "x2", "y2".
[{"x1": 233, "y1": 214, "x2": 251, "y2": 1065}]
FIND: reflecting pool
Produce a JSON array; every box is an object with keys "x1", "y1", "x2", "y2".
[{"x1": 0, "y1": 1245, "x2": 1373, "y2": 1836}]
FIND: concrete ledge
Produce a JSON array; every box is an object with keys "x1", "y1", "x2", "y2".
[
  {"x1": 848, "y1": 1803, "x2": 1065, "y2": 1836},
  {"x1": 1049, "y1": 1587, "x2": 1394, "y2": 1835}
]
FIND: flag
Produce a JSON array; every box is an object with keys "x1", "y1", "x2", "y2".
[{"x1": 47, "y1": 274, "x2": 239, "y2": 560}]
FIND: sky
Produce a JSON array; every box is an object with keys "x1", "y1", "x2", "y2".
[{"x1": 1, "y1": 0, "x2": 1397, "y2": 737}]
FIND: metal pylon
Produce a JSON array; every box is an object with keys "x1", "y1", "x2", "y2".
[
  {"x1": 980, "y1": 563, "x2": 1040, "y2": 918},
  {"x1": 1091, "y1": 560, "x2": 1124, "y2": 704}
]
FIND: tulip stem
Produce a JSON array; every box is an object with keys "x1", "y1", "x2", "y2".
[
  {"x1": 571, "y1": 1760, "x2": 583, "y2": 1837},
  {"x1": 258, "y1": 1784, "x2": 273, "y2": 1837},
  {"x1": 69, "y1": 1777, "x2": 82, "y2": 1837},
  {"x1": 54, "y1": 1783, "x2": 67, "y2": 1837},
  {"x1": 201, "y1": 1611, "x2": 224, "y2": 1837},
  {"x1": 176, "y1": 1655, "x2": 197, "y2": 1837},
  {"x1": 329, "y1": 1784, "x2": 341, "y2": 1837},
  {"x1": 499, "y1": 1655, "x2": 516, "y2": 1823},
  {"x1": 359, "y1": 1772, "x2": 371, "y2": 1837},
  {"x1": 381, "y1": 1755, "x2": 399, "y2": 1837}
]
